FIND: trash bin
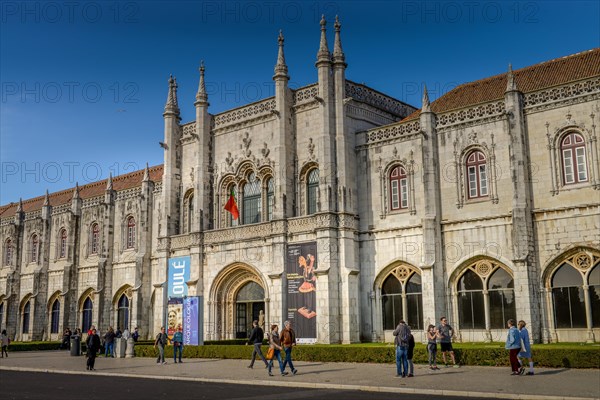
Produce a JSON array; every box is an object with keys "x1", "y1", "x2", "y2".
[{"x1": 70, "y1": 336, "x2": 80, "y2": 356}]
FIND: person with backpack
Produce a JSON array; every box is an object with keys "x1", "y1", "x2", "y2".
[
  {"x1": 154, "y1": 326, "x2": 168, "y2": 364},
  {"x1": 393, "y1": 319, "x2": 411, "y2": 377}
]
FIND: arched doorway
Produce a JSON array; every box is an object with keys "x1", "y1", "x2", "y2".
[
  {"x1": 235, "y1": 281, "x2": 265, "y2": 338},
  {"x1": 210, "y1": 263, "x2": 267, "y2": 340}
]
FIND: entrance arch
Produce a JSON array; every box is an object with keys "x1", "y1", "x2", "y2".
[{"x1": 209, "y1": 263, "x2": 268, "y2": 340}]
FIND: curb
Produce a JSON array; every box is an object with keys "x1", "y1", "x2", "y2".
[{"x1": 1, "y1": 366, "x2": 597, "y2": 400}]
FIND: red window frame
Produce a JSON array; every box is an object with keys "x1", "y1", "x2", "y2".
[
  {"x1": 389, "y1": 166, "x2": 408, "y2": 210},
  {"x1": 561, "y1": 133, "x2": 588, "y2": 185}
]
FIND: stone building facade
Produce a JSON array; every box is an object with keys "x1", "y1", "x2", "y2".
[{"x1": 1, "y1": 19, "x2": 599, "y2": 344}]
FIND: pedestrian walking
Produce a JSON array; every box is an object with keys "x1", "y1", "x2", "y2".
[
  {"x1": 172, "y1": 325, "x2": 183, "y2": 363},
  {"x1": 247, "y1": 320, "x2": 268, "y2": 369},
  {"x1": 518, "y1": 320, "x2": 534, "y2": 375},
  {"x1": 280, "y1": 320, "x2": 298, "y2": 375},
  {"x1": 426, "y1": 324, "x2": 439, "y2": 370},
  {"x1": 1, "y1": 329, "x2": 9, "y2": 358},
  {"x1": 103, "y1": 326, "x2": 116, "y2": 357},
  {"x1": 154, "y1": 326, "x2": 168, "y2": 364},
  {"x1": 407, "y1": 331, "x2": 415, "y2": 377},
  {"x1": 437, "y1": 317, "x2": 458, "y2": 367},
  {"x1": 266, "y1": 324, "x2": 286, "y2": 377},
  {"x1": 393, "y1": 319, "x2": 411, "y2": 377},
  {"x1": 505, "y1": 319, "x2": 521, "y2": 375},
  {"x1": 85, "y1": 328, "x2": 101, "y2": 371},
  {"x1": 132, "y1": 327, "x2": 140, "y2": 342}
]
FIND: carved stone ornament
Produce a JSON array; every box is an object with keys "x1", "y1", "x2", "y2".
[
  {"x1": 308, "y1": 138, "x2": 315, "y2": 159},
  {"x1": 475, "y1": 260, "x2": 492, "y2": 276},
  {"x1": 574, "y1": 252, "x2": 592, "y2": 270},
  {"x1": 242, "y1": 132, "x2": 252, "y2": 157},
  {"x1": 261, "y1": 142, "x2": 270, "y2": 159}
]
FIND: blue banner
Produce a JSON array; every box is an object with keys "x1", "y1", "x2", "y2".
[
  {"x1": 168, "y1": 256, "x2": 191, "y2": 298},
  {"x1": 183, "y1": 296, "x2": 203, "y2": 346}
]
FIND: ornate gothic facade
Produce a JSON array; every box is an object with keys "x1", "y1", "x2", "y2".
[{"x1": 1, "y1": 19, "x2": 599, "y2": 343}]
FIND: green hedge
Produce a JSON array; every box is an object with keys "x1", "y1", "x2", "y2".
[
  {"x1": 134, "y1": 343, "x2": 600, "y2": 369},
  {"x1": 5, "y1": 341, "x2": 63, "y2": 351}
]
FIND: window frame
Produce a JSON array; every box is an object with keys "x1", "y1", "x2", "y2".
[
  {"x1": 466, "y1": 150, "x2": 488, "y2": 199},
  {"x1": 242, "y1": 172, "x2": 261, "y2": 225},
  {"x1": 389, "y1": 166, "x2": 408, "y2": 211},
  {"x1": 561, "y1": 133, "x2": 588, "y2": 185},
  {"x1": 30, "y1": 234, "x2": 39, "y2": 263},
  {"x1": 306, "y1": 168, "x2": 319, "y2": 215},
  {"x1": 51, "y1": 299, "x2": 60, "y2": 334},
  {"x1": 126, "y1": 216, "x2": 136, "y2": 249},
  {"x1": 4, "y1": 239, "x2": 12, "y2": 266},
  {"x1": 90, "y1": 223, "x2": 100, "y2": 255},
  {"x1": 58, "y1": 228, "x2": 67, "y2": 259}
]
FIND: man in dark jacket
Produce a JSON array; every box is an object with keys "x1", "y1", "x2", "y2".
[
  {"x1": 280, "y1": 320, "x2": 297, "y2": 375},
  {"x1": 86, "y1": 328, "x2": 101, "y2": 371},
  {"x1": 393, "y1": 320, "x2": 411, "y2": 377},
  {"x1": 247, "y1": 320, "x2": 268, "y2": 368}
]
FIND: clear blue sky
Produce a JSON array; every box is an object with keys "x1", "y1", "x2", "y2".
[{"x1": 1, "y1": 0, "x2": 599, "y2": 205}]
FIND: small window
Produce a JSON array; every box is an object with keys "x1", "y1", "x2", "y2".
[
  {"x1": 266, "y1": 178, "x2": 274, "y2": 221},
  {"x1": 90, "y1": 223, "x2": 100, "y2": 254},
  {"x1": 4, "y1": 239, "x2": 12, "y2": 266},
  {"x1": 126, "y1": 217, "x2": 136, "y2": 249},
  {"x1": 30, "y1": 234, "x2": 39, "y2": 263},
  {"x1": 561, "y1": 133, "x2": 588, "y2": 185},
  {"x1": 307, "y1": 169, "x2": 319, "y2": 215},
  {"x1": 59, "y1": 229, "x2": 67, "y2": 258},
  {"x1": 242, "y1": 173, "x2": 261, "y2": 225},
  {"x1": 389, "y1": 166, "x2": 408, "y2": 210},
  {"x1": 466, "y1": 151, "x2": 488, "y2": 199}
]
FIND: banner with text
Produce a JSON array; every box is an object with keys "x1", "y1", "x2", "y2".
[
  {"x1": 285, "y1": 242, "x2": 317, "y2": 344},
  {"x1": 167, "y1": 298, "x2": 183, "y2": 338},
  {"x1": 183, "y1": 296, "x2": 203, "y2": 346},
  {"x1": 168, "y1": 256, "x2": 191, "y2": 298}
]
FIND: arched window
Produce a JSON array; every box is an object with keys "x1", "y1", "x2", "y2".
[
  {"x1": 183, "y1": 190, "x2": 194, "y2": 233},
  {"x1": 561, "y1": 133, "x2": 588, "y2": 184},
  {"x1": 266, "y1": 178, "x2": 274, "y2": 221},
  {"x1": 59, "y1": 228, "x2": 67, "y2": 258},
  {"x1": 381, "y1": 267, "x2": 423, "y2": 330},
  {"x1": 30, "y1": 234, "x2": 39, "y2": 263},
  {"x1": 589, "y1": 265, "x2": 600, "y2": 328},
  {"x1": 551, "y1": 263, "x2": 586, "y2": 328},
  {"x1": 487, "y1": 268, "x2": 515, "y2": 328},
  {"x1": 117, "y1": 294, "x2": 130, "y2": 331},
  {"x1": 389, "y1": 166, "x2": 408, "y2": 210},
  {"x1": 82, "y1": 297, "x2": 93, "y2": 332},
  {"x1": 243, "y1": 173, "x2": 261, "y2": 225},
  {"x1": 90, "y1": 223, "x2": 100, "y2": 254},
  {"x1": 307, "y1": 169, "x2": 319, "y2": 214},
  {"x1": 466, "y1": 150, "x2": 488, "y2": 199},
  {"x1": 22, "y1": 301, "x2": 30, "y2": 333},
  {"x1": 457, "y1": 270, "x2": 485, "y2": 329},
  {"x1": 4, "y1": 239, "x2": 12, "y2": 266},
  {"x1": 126, "y1": 217, "x2": 136, "y2": 249},
  {"x1": 51, "y1": 299, "x2": 60, "y2": 334}
]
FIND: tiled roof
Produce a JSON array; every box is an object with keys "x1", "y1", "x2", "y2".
[
  {"x1": 404, "y1": 48, "x2": 600, "y2": 121},
  {"x1": 0, "y1": 165, "x2": 163, "y2": 219}
]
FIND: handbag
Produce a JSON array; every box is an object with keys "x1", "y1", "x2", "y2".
[{"x1": 266, "y1": 347, "x2": 274, "y2": 360}]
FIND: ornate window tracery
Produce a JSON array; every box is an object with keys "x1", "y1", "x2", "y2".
[
  {"x1": 306, "y1": 168, "x2": 319, "y2": 215},
  {"x1": 380, "y1": 265, "x2": 423, "y2": 330}
]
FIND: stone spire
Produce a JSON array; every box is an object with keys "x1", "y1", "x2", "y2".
[
  {"x1": 142, "y1": 163, "x2": 150, "y2": 182},
  {"x1": 106, "y1": 173, "x2": 113, "y2": 191},
  {"x1": 316, "y1": 15, "x2": 331, "y2": 64},
  {"x1": 42, "y1": 189, "x2": 51, "y2": 219},
  {"x1": 164, "y1": 75, "x2": 180, "y2": 114},
  {"x1": 273, "y1": 30, "x2": 289, "y2": 79},
  {"x1": 43, "y1": 190, "x2": 50, "y2": 206},
  {"x1": 332, "y1": 15, "x2": 346, "y2": 65},
  {"x1": 506, "y1": 63, "x2": 517, "y2": 92},
  {"x1": 72, "y1": 183, "x2": 80, "y2": 200},
  {"x1": 17, "y1": 198, "x2": 23, "y2": 213},
  {"x1": 195, "y1": 61, "x2": 208, "y2": 105},
  {"x1": 422, "y1": 84, "x2": 431, "y2": 113}
]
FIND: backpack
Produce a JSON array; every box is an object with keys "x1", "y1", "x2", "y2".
[{"x1": 401, "y1": 329, "x2": 409, "y2": 344}]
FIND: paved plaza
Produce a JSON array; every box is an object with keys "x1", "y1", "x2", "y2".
[{"x1": 0, "y1": 351, "x2": 598, "y2": 400}]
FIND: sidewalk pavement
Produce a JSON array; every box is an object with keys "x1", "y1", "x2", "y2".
[{"x1": 0, "y1": 351, "x2": 598, "y2": 400}]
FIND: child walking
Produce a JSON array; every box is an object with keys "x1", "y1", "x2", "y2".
[
  {"x1": 426, "y1": 324, "x2": 439, "y2": 370},
  {"x1": 407, "y1": 332, "x2": 415, "y2": 377}
]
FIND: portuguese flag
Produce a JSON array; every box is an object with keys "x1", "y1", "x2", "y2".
[{"x1": 224, "y1": 188, "x2": 239, "y2": 220}]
